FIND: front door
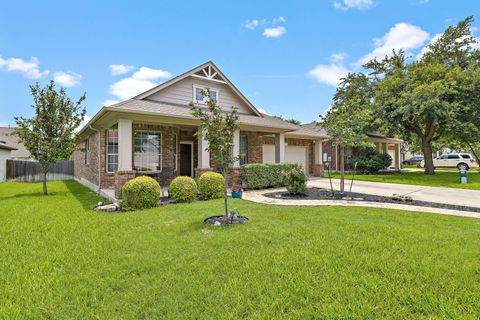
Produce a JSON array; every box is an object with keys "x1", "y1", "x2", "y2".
[{"x1": 180, "y1": 143, "x2": 192, "y2": 177}]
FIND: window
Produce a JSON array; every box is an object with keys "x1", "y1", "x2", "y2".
[
  {"x1": 134, "y1": 131, "x2": 162, "y2": 172},
  {"x1": 173, "y1": 133, "x2": 178, "y2": 171},
  {"x1": 460, "y1": 154, "x2": 472, "y2": 159},
  {"x1": 193, "y1": 85, "x2": 218, "y2": 104},
  {"x1": 447, "y1": 154, "x2": 460, "y2": 159},
  {"x1": 84, "y1": 138, "x2": 90, "y2": 165},
  {"x1": 106, "y1": 129, "x2": 118, "y2": 172},
  {"x1": 239, "y1": 135, "x2": 248, "y2": 165}
]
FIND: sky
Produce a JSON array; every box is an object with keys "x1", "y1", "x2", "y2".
[{"x1": 0, "y1": 0, "x2": 479, "y2": 128}]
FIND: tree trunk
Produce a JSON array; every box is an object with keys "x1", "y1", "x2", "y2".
[
  {"x1": 42, "y1": 167, "x2": 48, "y2": 195},
  {"x1": 223, "y1": 168, "x2": 229, "y2": 217},
  {"x1": 466, "y1": 141, "x2": 480, "y2": 165},
  {"x1": 421, "y1": 139, "x2": 435, "y2": 175},
  {"x1": 339, "y1": 145, "x2": 345, "y2": 193}
]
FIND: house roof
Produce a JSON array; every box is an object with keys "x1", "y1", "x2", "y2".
[
  {"x1": 0, "y1": 127, "x2": 28, "y2": 156},
  {"x1": 134, "y1": 61, "x2": 263, "y2": 117},
  {"x1": 104, "y1": 99, "x2": 298, "y2": 131},
  {"x1": 286, "y1": 122, "x2": 329, "y2": 139}
]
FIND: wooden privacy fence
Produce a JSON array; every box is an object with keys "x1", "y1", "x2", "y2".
[{"x1": 6, "y1": 160, "x2": 74, "y2": 182}]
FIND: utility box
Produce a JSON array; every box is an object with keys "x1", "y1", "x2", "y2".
[{"x1": 459, "y1": 169, "x2": 468, "y2": 184}]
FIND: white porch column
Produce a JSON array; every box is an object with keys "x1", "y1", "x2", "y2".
[
  {"x1": 198, "y1": 134, "x2": 210, "y2": 169},
  {"x1": 117, "y1": 119, "x2": 133, "y2": 171},
  {"x1": 233, "y1": 129, "x2": 240, "y2": 167},
  {"x1": 275, "y1": 133, "x2": 285, "y2": 163},
  {"x1": 314, "y1": 139, "x2": 323, "y2": 165}
]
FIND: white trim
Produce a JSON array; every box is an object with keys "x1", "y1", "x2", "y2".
[
  {"x1": 173, "y1": 133, "x2": 178, "y2": 172},
  {"x1": 192, "y1": 84, "x2": 220, "y2": 105},
  {"x1": 191, "y1": 74, "x2": 227, "y2": 84},
  {"x1": 180, "y1": 141, "x2": 194, "y2": 177}
]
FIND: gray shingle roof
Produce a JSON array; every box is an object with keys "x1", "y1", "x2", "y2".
[
  {"x1": 286, "y1": 122, "x2": 329, "y2": 139},
  {"x1": 107, "y1": 99, "x2": 299, "y2": 131}
]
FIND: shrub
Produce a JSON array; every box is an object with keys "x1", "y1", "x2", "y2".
[
  {"x1": 198, "y1": 172, "x2": 224, "y2": 200},
  {"x1": 120, "y1": 176, "x2": 161, "y2": 210},
  {"x1": 352, "y1": 148, "x2": 392, "y2": 174},
  {"x1": 169, "y1": 176, "x2": 198, "y2": 203},
  {"x1": 240, "y1": 163, "x2": 296, "y2": 189},
  {"x1": 286, "y1": 165, "x2": 307, "y2": 195}
]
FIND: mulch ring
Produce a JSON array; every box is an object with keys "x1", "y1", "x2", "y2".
[
  {"x1": 263, "y1": 187, "x2": 480, "y2": 213},
  {"x1": 204, "y1": 215, "x2": 248, "y2": 226}
]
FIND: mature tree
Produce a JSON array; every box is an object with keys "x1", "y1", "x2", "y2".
[
  {"x1": 191, "y1": 89, "x2": 240, "y2": 217},
  {"x1": 321, "y1": 72, "x2": 376, "y2": 192},
  {"x1": 14, "y1": 81, "x2": 86, "y2": 195},
  {"x1": 366, "y1": 17, "x2": 479, "y2": 174}
]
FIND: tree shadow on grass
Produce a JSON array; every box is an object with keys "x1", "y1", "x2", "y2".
[{"x1": 62, "y1": 180, "x2": 102, "y2": 211}]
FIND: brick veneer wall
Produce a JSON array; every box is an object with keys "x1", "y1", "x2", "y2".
[
  {"x1": 322, "y1": 142, "x2": 337, "y2": 171},
  {"x1": 114, "y1": 170, "x2": 136, "y2": 198}
]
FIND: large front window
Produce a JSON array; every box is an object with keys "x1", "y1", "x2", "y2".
[
  {"x1": 134, "y1": 131, "x2": 162, "y2": 172},
  {"x1": 106, "y1": 129, "x2": 118, "y2": 172}
]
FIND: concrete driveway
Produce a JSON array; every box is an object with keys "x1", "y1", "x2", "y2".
[{"x1": 308, "y1": 178, "x2": 480, "y2": 208}]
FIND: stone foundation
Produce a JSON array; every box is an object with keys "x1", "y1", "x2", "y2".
[{"x1": 115, "y1": 170, "x2": 136, "y2": 198}]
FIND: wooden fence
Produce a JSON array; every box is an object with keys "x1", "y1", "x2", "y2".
[{"x1": 6, "y1": 160, "x2": 74, "y2": 182}]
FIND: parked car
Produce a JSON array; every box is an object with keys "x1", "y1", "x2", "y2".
[
  {"x1": 402, "y1": 156, "x2": 424, "y2": 166},
  {"x1": 419, "y1": 153, "x2": 478, "y2": 170}
]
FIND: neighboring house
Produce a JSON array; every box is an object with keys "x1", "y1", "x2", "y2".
[
  {"x1": 0, "y1": 141, "x2": 17, "y2": 182},
  {"x1": 74, "y1": 61, "x2": 401, "y2": 198},
  {"x1": 0, "y1": 127, "x2": 31, "y2": 159}
]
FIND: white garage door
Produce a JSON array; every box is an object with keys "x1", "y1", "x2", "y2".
[{"x1": 262, "y1": 145, "x2": 308, "y2": 173}]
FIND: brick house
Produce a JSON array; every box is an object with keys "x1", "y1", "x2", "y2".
[{"x1": 74, "y1": 61, "x2": 401, "y2": 199}]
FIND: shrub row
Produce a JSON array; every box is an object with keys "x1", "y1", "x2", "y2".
[{"x1": 240, "y1": 163, "x2": 297, "y2": 189}]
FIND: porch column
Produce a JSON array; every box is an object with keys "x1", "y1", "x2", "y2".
[
  {"x1": 395, "y1": 143, "x2": 401, "y2": 170},
  {"x1": 198, "y1": 133, "x2": 210, "y2": 169},
  {"x1": 117, "y1": 119, "x2": 133, "y2": 171},
  {"x1": 233, "y1": 129, "x2": 240, "y2": 167},
  {"x1": 275, "y1": 133, "x2": 285, "y2": 163},
  {"x1": 314, "y1": 139, "x2": 323, "y2": 165}
]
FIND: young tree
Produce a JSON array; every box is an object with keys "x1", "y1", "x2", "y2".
[
  {"x1": 365, "y1": 17, "x2": 479, "y2": 174},
  {"x1": 321, "y1": 72, "x2": 376, "y2": 192},
  {"x1": 191, "y1": 89, "x2": 240, "y2": 217},
  {"x1": 14, "y1": 81, "x2": 86, "y2": 195}
]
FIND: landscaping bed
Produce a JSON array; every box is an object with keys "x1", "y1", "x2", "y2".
[{"x1": 263, "y1": 187, "x2": 480, "y2": 213}]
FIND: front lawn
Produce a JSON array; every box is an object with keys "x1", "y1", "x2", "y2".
[
  {"x1": 1, "y1": 181, "x2": 479, "y2": 319},
  {"x1": 327, "y1": 171, "x2": 480, "y2": 190}
]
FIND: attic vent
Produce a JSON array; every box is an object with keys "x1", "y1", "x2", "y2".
[{"x1": 192, "y1": 65, "x2": 225, "y2": 83}]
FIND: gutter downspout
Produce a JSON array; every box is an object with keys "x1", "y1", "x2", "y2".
[{"x1": 89, "y1": 125, "x2": 101, "y2": 192}]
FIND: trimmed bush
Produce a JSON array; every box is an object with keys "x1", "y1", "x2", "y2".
[
  {"x1": 240, "y1": 163, "x2": 296, "y2": 189},
  {"x1": 198, "y1": 172, "x2": 225, "y2": 200},
  {"x1": 120, "y1": 176, "x2": 161, "y2": 210},
  {"x1": 352, "y1": 148, "x2": 393, "y2": 174},
  {"x1": 286, "y1": 165, "x2": 307, "y2": 195},
  {"x1": 169, "y1": 176, "x2": 198, "y2": 203}
]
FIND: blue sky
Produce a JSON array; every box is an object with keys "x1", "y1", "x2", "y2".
[{"x1": 0, "y1": 0, "x2": 478, "y2": 127}]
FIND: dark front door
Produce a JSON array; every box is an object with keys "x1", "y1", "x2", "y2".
[{"x1": 180, "y1": 143, "x2": 192, "y2": 177}]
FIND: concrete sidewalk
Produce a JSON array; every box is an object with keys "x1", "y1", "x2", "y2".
[{"x1": 308, "y1": 178, "x2": 480, "y2": 208}]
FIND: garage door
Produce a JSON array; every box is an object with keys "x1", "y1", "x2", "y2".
[{"x1": 262, "y1": 145, "x2": 308, "y2": 173}]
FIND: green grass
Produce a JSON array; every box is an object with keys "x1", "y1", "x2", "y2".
[
  {"x1": 1, "y1": 181, "x2": 480, "y2": 319},
  {"x1": 327, "y1": 171, "x2": 480, "y2": 190}
]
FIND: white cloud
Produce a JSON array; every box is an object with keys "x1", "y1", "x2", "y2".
[
  {"x1": 356, "y1": 22, "x2": 429, "y2": 65},
  {"x1": 53, "y1": 71, "x2": 82, "y2": 87},
  {"x1": 333, "y1": 0, "x2": 374, "y2": 11},
  {"x1": 273, "y1": 16, "x2": 286, "y2": 24},
  {"x1": 109, "y1": 64, "x2": 135, "y2": 75},
  {"x1": 109, "y1": 66, "x2": 171, "y2": 100},
  {"x1": 308, "y1": 53, "x2": 350, "y2": 87},
  {"x1": 102, "y1": 99, "x2": 119, "y2": 107},
  {"x1": 75, "y1": 114, "x2": 91, "y2": 133},
  {"x1": 0, "y1": 55, "x2": 49, "y2": 79},
  {"x1": 263, "y1": 26, "x2": 286, "y2": 38},
  {"x1": 245, "y1": 19, "x2": 260, "y2": 30}
]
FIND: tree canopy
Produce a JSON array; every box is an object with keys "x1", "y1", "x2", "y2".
[{"x1": 14, "y1": 81, "x2": 86, "y2": 194}]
